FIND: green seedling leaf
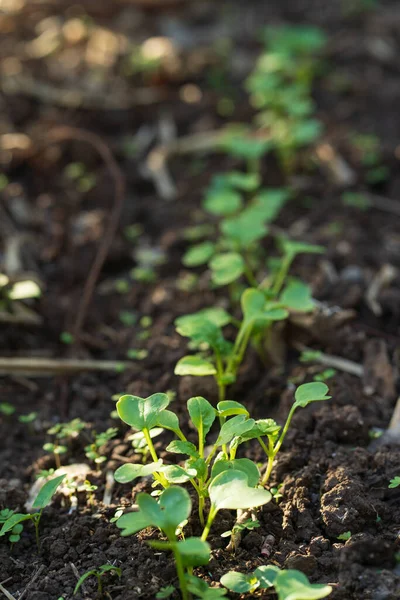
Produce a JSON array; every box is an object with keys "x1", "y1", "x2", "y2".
[
  {"x1": 161, "y1": 465, "x2": 197, "y2": 483},
  {"x1": 209, "y1": 470, "x2": 271, "y2": 511},
  {"x1": 263, "y1": 25, "x2": 327, "y2": 54},
  {"x1": 116, "y1": 511, "x2": 153, "y2": 536},
  {"x1": 32, "y1": 474, "x2": 66, "y2": 509},
  {"x1": 219, "y1": 129, "x2": 271, "y2": 159},
  {"x1": 156, "y1": 585, "x2": 176, "y2": 599},
  {"x1": 389, "y1": 476, "x2": 400, "y2": 488},
  {"x1": 251, "y1": 188, "x2": 290, "y2": 222},
  {"x1": 175, "y1": 356, "x2": 217, "y2": 376},
  {"x1": 294, "y1": 382, "x2": 331, "y2": 408},
  {"x1": 220, "y1": 571, "x2": 259, "y2": 594},
  {"x1": 337, "y1": 531, "x2": 351, "y2": 541},
  {"x1": 186, "y1": 457, "x2": 207, "y2": 479},
  {"x1": 241, "y1": 288, "x2": 288, "y2": 325},
  {"x1": 216, "y1": 401, "x2": 249, "y2": 418},
  {"x1": 221, "y1": 212, "x2": 267, "y2": 249},
  {"x1": 175, "y1": 537, "x2": 211, "y2": 567},
  {"x1": 114, "y1": 461, "x2": 163, "y2": 484},
  {"x1": 177, "y1": 318, "x2": 226, "y2": 352},
  {"x1": 209, "y1": 253, "x2": 245, "y2": 286},
  {"x1": 156, "y1": 410, "x2": 182, "y2": 436},
  {"x1": 254, "y1": 565, "x2": 280, "y2": 588},
  {"x1": 216, "y1": 415, "x2": 255, "y2": 446},
  {"x1": 187, "y1": 397, "x2": 216, "y2": 440},
  {"x1": 117, "y1": 393, "x2": 170, "y2": 430},
  {"x1": 175, "y1": 308, "x2": 231, "y2": 336},
  {"x1": 280, "y1": 280, "x2": 315, "y2": 312},
  {"x1": 187, "y1": 575, "x2": 227, "y2": 598},
  {"x1": 0, "y1": 513, "x2": 32, "y2": 536},
  {"x1": 232, "y1": 419, "x2": 281, "y2": 447},
  {"x1": 274, "y1": 569, "x2": 332, "y2": 600},
  {"x1": 214, "y1": 171, "x2": 261, "y2": 192},
  {"x1": 166, "y1": 441, "x2": 199, "y2": 457},
  {"x1": 211, "y1": 458, "x2": 260, "y2": 488},
  {"x1": 183, "y1": 242, "x2": 216, "y2": 267},
  {"x1": 136, "y1": 486, "x2": 192, "y2": 533},
  {"x1": 293, "y1": 119, "x2": 323, "y2": 145},
  {"x1": 280, "y1": 238, "x2": 325, "y2": 260},
  {"x1": 203, "y1": 188, "x2": 242, "y2": 216}
]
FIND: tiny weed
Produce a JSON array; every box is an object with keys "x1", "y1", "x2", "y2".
[{"x1": 74, "y1": 564, "x2": 121, "y2": 596}]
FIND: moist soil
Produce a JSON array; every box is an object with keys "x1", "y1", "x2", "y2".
[{"x1": 0, "y1": 1, "x2": 400, "y2": 599}]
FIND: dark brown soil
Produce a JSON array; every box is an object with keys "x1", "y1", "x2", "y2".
[{"x1": 1, "y1": 1, "x2": 400, "y2": 599}]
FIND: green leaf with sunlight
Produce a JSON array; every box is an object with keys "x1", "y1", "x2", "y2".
[
  {"x1": 209, "y1": 470, "x2": 271, "y2": 511},
  {"x1": 280, "y1": 280, "x2": 315, "y2": 312},
  {"x1": 203, "y1": 188, "x2": 243, "y2": 216},
  {"x1": 183, "y1": 242, "x2": 216, "y2": 267},
  {"x1": 114, "y1": 461, "x2": 163, "y2": 484},
  {"x1": 117, "y1": 394, "x2": 170, "y2": 430},
  {"x1": 175, "y1": 356, "x2": 217, "y2": 377},
  {"x1": 293, "y1": 382, "x2": 331, "y2": 408}
]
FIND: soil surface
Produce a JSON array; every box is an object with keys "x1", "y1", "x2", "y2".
[{"x1": 0, "y1": 1, "x2": 400, "y2": 599}]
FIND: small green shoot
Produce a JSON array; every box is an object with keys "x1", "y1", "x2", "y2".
[
  {"x1": 0, "y1": 475, "x2": 66, "y2": 550},
  {"x1": 85, "y1": 428, "x2": 118, "y2": 469},
  {"x1": 73, "y1": 564, "x2": 121, "y2": 596},
  {"x1": 389, "y1": 476, "x2": 400, "y2": 489},
  {"x1": 337, "y1": 531, "x2": 351, "y2": 541},
  {"x1": 221, "y1": 566, "x2": 332, "y2": 599}
]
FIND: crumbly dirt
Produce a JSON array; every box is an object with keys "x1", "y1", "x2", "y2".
[{"x1": 1, "y1": 1, "x2": 400, "y2": 599}]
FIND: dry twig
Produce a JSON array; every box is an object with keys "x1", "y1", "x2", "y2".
[
  {"x1": 0, "y1": 357, "x2": 130, "y2": 376},
  {"x1": 46, "y1": 126, "x2": 126, "y2": 341}
]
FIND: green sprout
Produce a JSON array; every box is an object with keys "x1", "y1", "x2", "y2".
[
  {"x1": 0, "y1": 402, "x2": 15, "y2": 416},
  {"x1": 43, "y1": 418, "x2": 86, "y2": 468},
  {"x1": 156, "y1": 585, "x2": 176, "y2": 599},
  {"x1": 117, "y1": 486, "x2": 211, "y2": 600},
  {"x1": 73, "y1": 564, "x2": 121, "y2": 596},
  {"x1": 221, "y1": 517, "x2": 260, "y2": 539},
  {"x1": 389, "y1": 476, "x2": 400, "y2": 489},
  {"x1": 337, "y1": 531, "x2": 352, "y2": 541},
  {"x1": 174, "y1": 274, "x2": 322, "y2": 402},
  {"x1": 114, "y1": 383, "x2": 330, "y2": 562},
  {"x1": 0, "y1": 509, "x2": 23, "y2": 545},
  {"x1": 244, "y1": 25, "x2": 327, "y2": 172},
  {"x1": 221, "y1": 565, "x2": 332, "y2": 599},
  {"x1": 85, "y1": 427, "x2": 118, "y2": 469},
  {"x1": 0, "y1": 475, "x2": 65, "y2": 550}
]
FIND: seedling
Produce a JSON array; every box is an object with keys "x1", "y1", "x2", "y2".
[
  {"x1": 43, "y1": 418, "x2": 86, "y2": 468},
  {"x1": 73, "y1": 564, "x2": 121, "y2": 596},
  {"x1": 389, "y1": 477, "x2": 400, "y2": 488},
  {"x1": 221, "y1": 565, "x2": 332, "y2": 599},
  {"x1": 0, "y1": 509, "x2": 23, "y2": 545},
  {"x1": 245, "y1": 25, "x2": 327, "y2": 172},
  {"x1": 85, "y1": 427, "x2": 118, "y2": 469},
  {"x1": 117, "y1": 486, "x2": 211, "y2": 600},
  {"x1": 175, "y1": 274, "x2": 322, "y2": 401},
  {"x1": 337, "y1": 531, "x2": 351, "y2": 541},
  {"x1": 0, "y1": 402, "x2": 15, "y2": 416},
  {"x1": 221, "y1": 517, "x2": 260, "y2": 539},
  {"x1": 156, "y1": 586, "x2": 176, "y2": 599},
  {"x1": 0, "y1": 475, "x2": 65, "y2": 549},
  {"x1": 313, "y1": 368, "x2": 336, "y2": 382},
  {"x1": 114, "y1": 383, "x2": 330, "y2": 567}
]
